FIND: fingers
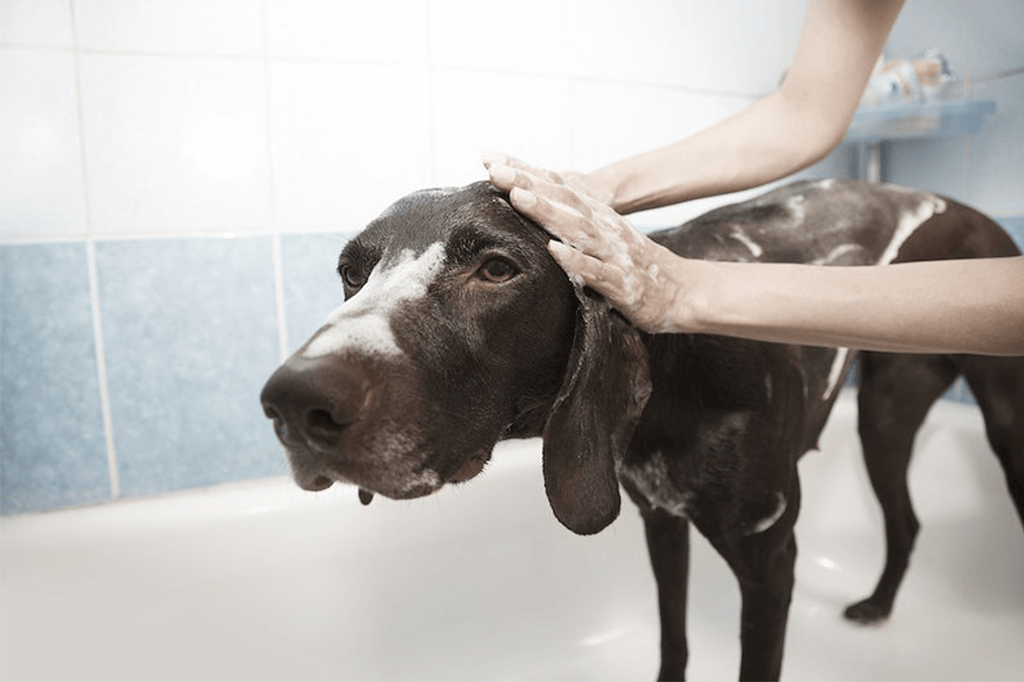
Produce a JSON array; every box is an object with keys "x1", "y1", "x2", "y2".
[
  {"x1": 482, "y1": 152, "x2": 559, "y2": 190},
  {"x1": 481, "y1": 151, "x2": 552, "y2": 180},
  {"x1": 547, "y1": 240, "x2": 629, "y2": 304},
  {"x1": 487, "y1": 162, "x2": 589, "y2": 216},
  {"x1": 510, "y1": 186, "x2": 601, "y2": 251}
]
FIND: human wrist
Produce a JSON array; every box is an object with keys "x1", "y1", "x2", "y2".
[
  {"x1": 588, "y1": 150, "x2": 702, "y2": 215},
  {"x1": 675, "y1": 258, "x2": 726, "y2": 334},
  {"x1": 584, "y1": 165, "x2": 632, "y2": 213},
  {"x1": 646, "y1": 249, "x2": 723, "y2": 335}
]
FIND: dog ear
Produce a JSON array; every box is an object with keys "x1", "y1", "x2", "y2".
[{"x1": 542, "y1": 287, "x2": 652, "y2": 535}]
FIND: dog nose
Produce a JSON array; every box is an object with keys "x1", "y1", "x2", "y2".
[{"x1": 260, "y1": 356, "x2": 369, "y2": 452}]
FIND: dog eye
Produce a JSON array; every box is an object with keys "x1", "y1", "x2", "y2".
[
  {"x1": 340, "y1": 265, "x2": 368, "y2": 290},
  {"x1": 477, "y1": 257, "x2": 518, "y2": 283}
]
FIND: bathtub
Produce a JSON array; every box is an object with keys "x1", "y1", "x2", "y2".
[{"x1": 2, "y1": 389, "x2": 1022, "y2": 681}]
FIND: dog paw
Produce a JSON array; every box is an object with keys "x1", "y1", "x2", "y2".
[{"x1": 844, "y1": 598, "x2": 892, "y2": 625}]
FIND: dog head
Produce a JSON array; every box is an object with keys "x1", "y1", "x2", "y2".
[{"x1": 260, "y1": 182, "x2": 651, "y2": 534}]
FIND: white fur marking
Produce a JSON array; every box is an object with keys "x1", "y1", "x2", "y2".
[
  {"x1": 400, "y1": 469, "x2": 441, "y2": 495},
  {"x1": 823, "y1": 347, "x2": 850, "y2": 400},
  {"x1": 750, "y1": 492, "x2": 787, "y2": 534},
  {"x1": 729, "y1": 229, "x2": 764, "y2": 258},
  {"x1": 878, "y1": 195, "x2": 946, "y2": 265},
  {"x1": 303, "y1": 243, "x2": 445, "y2": 358},
  {"x1": 619, "y1": 451, "x2": 690, "y2": 518},
  {"x1": 816, "y1": 193, "x2": 944, "y2": 400},
  {"x1": 812, "y1": 243, "x2": 861, "y2": 266},
  {"x1": 786, "y1": 194, "x2": 807, "y2": 224},
  {"x1": 816, "y1": 179, "x2": 836, "y2": 190}
]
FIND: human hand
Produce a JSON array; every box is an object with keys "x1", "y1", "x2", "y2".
[
  {"x1": 481, "y1": 152, "x2": 615, "y2": 206},
  {"x1": 483, "y1": 153, "x2": 703, "y2": 334}
]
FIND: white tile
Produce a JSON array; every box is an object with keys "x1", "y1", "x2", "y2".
[
  {"x1": 570, "y1": 81, "x2": 693, "y2": 173},
  {"x1": 78, "y1": 54, "x2": 272, "y2": 234},
  {"x1": 73, "y1": 0, "x2": 263, "y2": 56},
  {"x1": 269, "y1": 62, "x2": 432, "y2": 230},
  {"x1": 776, "y1": 0, "x2": 809, "y2": 66},
  {"x1": 567, "y1": 0, "x2": 689, "y2": 87},
  {"x1": 265, "y1": 0, "x2": 428, "y2": 63},
  {"x1": 429, "y1": 0, "x2": 569, "y2": 75},
  {"x1": 571, "y1": 86, "x2": 763, "y2": 229},
  {"x1": 432, "y1": 69, "x2": 572, "y2": 187},
  {"x1": 688, "y1": 90, "x2": 751, "y2": 130},
  {"x1": 0, "y1": 50, "x2": 87, "y2": 236},
  {"x1": 0, "y1": 0, "x2": 73, "y2": 48},
  {"x1": 682, "y1": 0, "x2": 792, "y2": 95}
]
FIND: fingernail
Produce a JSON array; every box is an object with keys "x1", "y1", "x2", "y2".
[
  {"x1": 489, "y1": 163, "x2": 514, "y2": 184},
  {"x1": 511, "y1": 187, "x2": 536, "y2": 208},
  {"x1": 547, "y1": 240, "x2": 573, "y2": 264},
  {"x1": 547, "y1": 243, "x2": 585, "y2": 286}
]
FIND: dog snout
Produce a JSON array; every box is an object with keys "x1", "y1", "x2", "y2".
[{"x1": 260, "y1": 356, "x2": 369, "y2": 455}]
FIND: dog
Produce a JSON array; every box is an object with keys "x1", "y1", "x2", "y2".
[{"x1": 261, "y1": 179, "x2": 1024, "y2": 681}]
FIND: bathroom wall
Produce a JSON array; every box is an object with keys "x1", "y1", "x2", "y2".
[{"x1": 1, "y1": 0, "x2": 1021, "y2": 514}]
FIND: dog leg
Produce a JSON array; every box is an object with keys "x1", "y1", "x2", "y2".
[
  {"x1": 732, "y1": 534, "x2": 797, "y2": 682},
  {"x1": 962, "y1": 356, "x2": 1024, "y2": 527},
  {"x1": 643, "y1": 510, "x2": 691, "y2": 682},
  {"x1": 705, "y1": 474, "x2": 800, "y2": 682},
  {"x1": 846, "y1": 352, "x2": 958, "y2": 624},
  {"x1": 736, "y1": 504, "x2": 800, "y2": 682}
]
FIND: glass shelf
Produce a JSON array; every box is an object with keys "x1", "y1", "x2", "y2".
[{"x1": 843, "y1": 99, "x2": 997, "y2": 144}]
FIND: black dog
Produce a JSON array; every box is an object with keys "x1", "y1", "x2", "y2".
[{"x1": 261, "y1": 179, "x2": 1024, "y2": 681}]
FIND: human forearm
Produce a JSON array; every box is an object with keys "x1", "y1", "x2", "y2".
[
  {"x1": 489, "y1": 160, "x2": 1023, "y2": 357},
  {"x1": 589, "y1": 92, "x2": 845, "y2": 214},
  {"x1": 584, "y1": 0, "x2": 904, "y2": 214},
  {"x1": 693, "y1": 257, "x2": 1024, "y2": 356}
]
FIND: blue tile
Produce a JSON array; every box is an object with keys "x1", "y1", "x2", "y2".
[
  {"x1": 95, "y1": 237, "x2": 286, "y2": 497},
  {"x1": 844, "y1": 357, "x2": 860, "y2": 389},
  {"x1": 0, "y1": 243, "x2": 110, "y2": 514},
  {"x1": 996, "y1": 216, "x2": 1024, "y2": 252},
  {"x1": 280, "y1": 232, "x2": 354, "y2": 354},
  {"x1": 967, "y1": 0, "x2": 1024, "y2": 80},
  {"x1": 969, "y1": 73, "x2": 1024, "y2": 217},
  {"x1": 795, "y1": 144, "x2": 857, "y2": 182},
  {"x1": 881, "y1": 137, "x2": 969, "y2": 203},
  {"x1": 942, "y1": 377, "x2": 977, "y2": 405}
]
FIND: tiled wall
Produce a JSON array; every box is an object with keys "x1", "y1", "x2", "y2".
[{"x1": 1, "y1": 1, "x2": 1021, "y2": 515}]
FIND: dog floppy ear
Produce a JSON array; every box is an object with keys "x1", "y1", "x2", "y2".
[{"x1": 542, "y1": 287, "x2": 652, "y2": 535}]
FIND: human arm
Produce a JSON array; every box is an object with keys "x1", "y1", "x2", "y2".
[
  {"x1": 689, "y1": 257, "x2": 1024, "y2": 356},
  {"x1": 487, "y1": 162, "x2": 1024, "y2": 357},
  {"x1": 583, "y1": 0, "x2": 906, "y2": 212},
  {"x1": 482, "y1": 0, "x2": 1024, "y2": 356}
]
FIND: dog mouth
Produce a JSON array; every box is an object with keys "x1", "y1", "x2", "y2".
[
  {"x1": 351, "y1": 451, "x2": 491, "y2": 505},
  {"x1": 285, "y1": 444, "x2": 491, "y2": 505},
  {"x1": 446, "y1": 451, "x2": 490, "y2": 484}
]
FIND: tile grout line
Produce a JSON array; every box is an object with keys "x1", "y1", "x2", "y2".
[
  {"x1": 0, "y1": 42, "x2": 771, "y2": 101},
  {"x1": 424, "y1": 0, "x2": 438, "y2": 186},
  {"x1": 68, "y1": 0, "x2": 120, "y2": 501},
  {"x1": 0, "y1": 227, "x2": 345, "y2": 245},
  {"x1": 260, "y1": 0, "x2": 289, "y2": 363}
]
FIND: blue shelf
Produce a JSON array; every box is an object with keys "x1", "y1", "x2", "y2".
[{"x1": 844, "y1": 99, "x2": 996, "y2": 143}]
